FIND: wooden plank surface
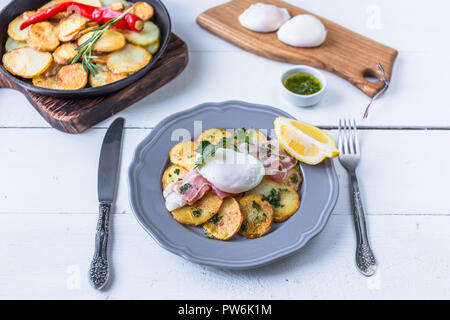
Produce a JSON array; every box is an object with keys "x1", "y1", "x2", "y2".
[
  {"x1": 1, "y1": 0, "x2": 449, "y2": 299},
  {"x1": 197, "y1": 0, "x2": 398, "y2": 97}
]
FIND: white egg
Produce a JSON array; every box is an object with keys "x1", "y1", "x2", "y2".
[
  {"x1": 199, "y1": 148, "x2": 265, "y2": 193},
  {"x1": 238, "y1": 3, "x2": 290, "y2": 33},
  {"x1": 277, "y1": 14, "x2": 327, "y2": 47}
]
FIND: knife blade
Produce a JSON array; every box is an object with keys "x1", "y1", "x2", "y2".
[{"x1": 89, "y1": 117, "x2": 125, "y2": 290}]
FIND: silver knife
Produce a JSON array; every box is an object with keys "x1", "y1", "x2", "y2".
[{"x1": 89, "y1": 117, "x2": 125, "y2": 290}]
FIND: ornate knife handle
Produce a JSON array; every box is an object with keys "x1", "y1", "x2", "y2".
[
  {"x1": 350, "y1": 172, "x2": 377, "y2": 276},
  {"x1": 89, "y1": 202, "x2": 111, "y2": 289}
]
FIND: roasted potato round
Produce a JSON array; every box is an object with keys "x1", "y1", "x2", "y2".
[
  {"x1": 58, "y1": 14, "x2": 88, "y2": 42},
  {"x1": 3, "y1": 47, "x2": 52, "y2": 78},
  {"x1": 196, "y1": 128, "x2": 233, "y2": 146},
  {"x1": 203, "y1": 197, "x2": 243, "y2": 241},
  {"x1": 52, "y1": 43, "x2": 78, "y2": 65},
  {"x1": 245, "y1": 178, "x2": 300, "y2": 222},
  {"x1": 27, "y1": 22, "x2": 60, "y2": 52},
  {"x1": 5, "y1": 38, "x2": 27, "y2": 52},
  {"x1": 145, "y1": 40, "x2": 159, "y2": 55},
  {"x1": 107, "y1": 43, "x2": 151, "y2": 74},
  {"x1": 171, "y1": 191, "x2": 223, "y2": 226},
  {"x1": 55, "y1": 63, "x2": 88, "y2": 90},
  {"x1": 43, "y1": 62, "x2": 62, "y2": 77},
  {"x1": 121, "y1": 21, "x2": 159, "y2": 46},
  {"x1": 132, "y1": 2, "x2": 154, "y2": 21},
  {"x1": 88, "y1": 63, "x2": 127, "y2": 87},
  {"x1": 278, "y1": 164, "x2": 302, "y2": 191},
  {"x1": 238, "y1": 194, "x2": 273, "y2": 239},
  {"x1": 32, "y1": 74, "x2": 57, "y2": 89},
  {"x1": 8, "y1": 15, "x2": 27, "y2": 42},
  {"x1": 169, "y1": 141, "x2": 197, "y2": 171},
  {"x1": 162, "y1": 165, "x2": 189, "y2": 190},
  {"x1": 78, "y1": 30, "x2": 126, "y2": 52}
]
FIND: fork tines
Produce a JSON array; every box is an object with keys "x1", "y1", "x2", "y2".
[{"x1": 338, "y1": 119, "x2": 359, "y2": 155}]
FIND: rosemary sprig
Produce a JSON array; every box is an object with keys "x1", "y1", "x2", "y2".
[{"x1": 72, "y1": 7, "x2": 134, "y2": 74}]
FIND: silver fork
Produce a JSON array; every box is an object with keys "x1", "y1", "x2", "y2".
[{"x1": 338, "y1": 119, "x2": 377, "y2": 277}]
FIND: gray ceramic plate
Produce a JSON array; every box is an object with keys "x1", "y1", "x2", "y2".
[{"x1": 128, "y1": 101, "x2": 339, "y2": 269}]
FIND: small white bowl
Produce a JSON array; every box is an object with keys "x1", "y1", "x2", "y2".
[{"x1": 280, "y1": 65, "x2": 327, "y2": 107}]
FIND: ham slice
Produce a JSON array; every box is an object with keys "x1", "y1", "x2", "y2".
[{"x1": 163, "y1": 168, "x2": 232, "y2": 211}]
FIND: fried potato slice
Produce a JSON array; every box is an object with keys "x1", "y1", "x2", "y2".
[
  {"x1": 32, "y1": 75, "x2": 57, "y2": 89},
  {"x1": 23, "y1": 11, "x2": 37, "y2": 20},
  {"x1": 162, "y1": 165, "x2": 189, "y2": 190},
  {"x1": 101, "y1": 0, "x2": 130, "y2": 7},
  {"x1": 107, "y1": 1, "x2": 125, "y2": 10},
  {"x1": 278, "y1": 164, "x2": 302, "y2": 191},
  {"x1": 8, "y1": 15, "x2": 27, "y2": 41},
  {"x1": 3, "y1": 47, "x2": 52, "y2": 79},
  {"x1": 5, "y1": 38, "x2": 27, "y2": 52},
  {"x1": 169, "y1": 141, "x2": 197, "y2": 171},
  {"x1": 43, "y1": 61, "x2": 62, "y2": 77},
  {"x1": 196, "y1": 128, "x2": 233, "y2": 146},
  {"x1": 74, "y1": 25, "x2": 100, "y2": 40},
  {"x1": 132, "y1": 2, "x2": 154, "y2": 21},
  {"x1": 27, "y1": 22, "x2": 60, "y2": 52},
  {"x1": 107, "y1": 43, "x2": 151, "y2": 74},
  {"x1": 238, "y1": 194, "x2": 273, "y2": 239},
  {"x1": 91, "y1": 53, "x2": 109, "y2": 64},
  {"x1": 88, "y1": 63, "x2": 127, "y2": 87},
  {"x1": 78, "y1": 30, "x2": 126, "y2": 52},
  {"x1": 74, "y1": 0, "x2": 102, "y2": 6},
  {"x1": 55, "y1": 63, "x2": 88, "y2": 90},
  {"x1": 203, "y1": 197, "x2": 243, "y2": 241},
  {"x1": 120, "y1": 21, "x2": 159, "y2": 46},
  {"x1": 171, "y1": 191, "x2": 223, "y2": 226},
  {"x1": 145, "y1": 40, "x2": 159, "y2": 54},
  {"x1": 245, "y1": 178, "x2": 300, "y2": 222},
  {"x1": 58, "y1": 15, "x2": 88, "y2": 42},
  {"x1": 52, "y1": 43, "x2": 78, "y2": 65}
]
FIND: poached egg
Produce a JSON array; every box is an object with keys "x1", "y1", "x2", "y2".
[
  {"x1": 238, "y1": 3, "x2": 290, "y2": 33},
  {"x1": 199, "y1": 148, "x2": 265, "y2": 193},
  {"x1": 277, "y1": 14, "x2": 327, "y2": 47}
]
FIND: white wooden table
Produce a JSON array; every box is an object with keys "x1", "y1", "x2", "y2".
[{"x1": 1, "y1": 0, "x2": 449, "y2": 299}]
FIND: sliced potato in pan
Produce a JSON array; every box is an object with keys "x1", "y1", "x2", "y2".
[
  {"x1": 23, "y1": 11, "x2": 37, "y2": 20},
  {"x1": 145, "y1": 40, "x2": 159, "y2": 55},
  {"x1": 43, "y1": 61, "x2": 62, "y2": 77},
  {"x1": 74, "y1": 0, "x2": 102, "y2": 6},
  {"x1": 78, "y1": 30, "x2": 125, "y2": 52},
  {"x1": 238, "y1": 194, "x2": 273, "y2": 239},
  {"x1": 107, "y1": 43, "x2": 151, "y2": 74},
  {"x1": 101, "y1": 0, "x2": 130, "y2": 7},
  {"x1": 27, "y1": 22, "x2": 60, "y2": 52},
  {"x1": 58, "y1": 14, "x2": 88, "y2": 42},
  {"x1": 8, "y1": 15, "x2": 27, "y2": 41},
  {"x1": 171, "y1": 191, "x2": 223, "y2": 226},
  {"x1": 52, "y1": 42, "x2": 78, "y2": 65},
  {"x1": 32, "y1": 74, "x2": 57, "y2": 89},
  {"x1": 107, "y1": 1, "x2": 125, "y2": 10},
  {"x1": 5, "y1": 38, "x2": 27, "y2": 52},
  {"x1": 91, "y1": 53, "x2": 109, "y2": 64},
  {"x1": 88, "y1": 63, "x2": 127, "y2": 87},
  {"x1": 55, "y1": 63, "x2": 88, "y2": 90},
  {"x1": 203, "y1": 197, "x2": 243, "y2": 241},
  {"x1": 120, "y1": 21, "x2": 159, "y2": 46},
  {"x1": 3, "y1": 47, "x2": 52, "y2": 78},
  {"x1": 132, "y1": 2, "x2": 154, "y2": 21}
]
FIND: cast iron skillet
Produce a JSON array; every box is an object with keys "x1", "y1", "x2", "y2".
[{"x1": 0, "y1": 0, "x2": 171, "y2": 98}]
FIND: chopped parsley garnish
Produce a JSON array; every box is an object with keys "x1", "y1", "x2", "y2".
[
  {"x1": 252, "y1": 200, "x2": 261, "y2": 211},
  {"x1": 290, "y1": 174, "x2": 298, "y2": 183},
  {"x1": 262, "y1": 188, "x2": 287, "y2": 208},
  {"x1": 192, "y1": 209, "x2": 202, "y2": 217},
  {"x1": 179, "y1": 183, "x2": 191, "y2": 194},
  {"x1": 241, "y1": 220, "x2": 248, "y2": 231},
  {"x1": 174, "y1": 168, "x2": 180, "y2": 175},
  {"x1": 209, "y1": 214, "x2": 221, "y2": 225}
]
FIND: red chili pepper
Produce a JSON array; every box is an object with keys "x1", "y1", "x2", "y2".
[{"x1": 19, "y1": 2, "x2": 143, "y2": 31}]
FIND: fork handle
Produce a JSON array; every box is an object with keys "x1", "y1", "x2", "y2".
[{"x1": 350, "y1": 172, "x2": 377, "y2": 276}]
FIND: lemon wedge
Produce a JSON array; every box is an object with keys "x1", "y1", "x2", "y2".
[{"x1": 274, "y1": 117, "x2": 339, "y2": 165}]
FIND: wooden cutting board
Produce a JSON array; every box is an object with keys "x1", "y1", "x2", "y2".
[
  {"x1": 197, "y1": 0, "x2": 398, "y2": 97},
  {"x1": 0, "y1": 34, "x2": 188, "y2": 134}
]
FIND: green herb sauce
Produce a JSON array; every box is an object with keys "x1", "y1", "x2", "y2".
[{"x1": 283, "y1": 72, "x2": 322, "y2": 95}]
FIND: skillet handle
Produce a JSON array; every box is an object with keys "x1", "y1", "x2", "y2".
[{"x1": 0, "y1": 71, "x2": 18, "y2": 89}]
